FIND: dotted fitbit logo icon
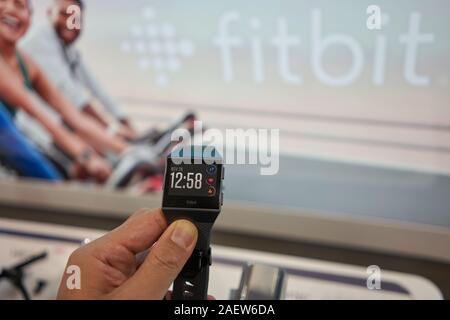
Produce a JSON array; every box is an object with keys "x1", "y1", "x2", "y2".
[{"x1": 121, "y1": 7, "x2": 195, "y2": 87}]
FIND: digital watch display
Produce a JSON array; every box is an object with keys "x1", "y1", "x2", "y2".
[{"x1": 162, "y1": 146, "x2": 224, "y2": 300}]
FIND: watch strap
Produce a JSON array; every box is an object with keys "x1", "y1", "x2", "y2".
[
  {"x1": 172, "y1": 247, "x2": 211, "y2": 300},
  {"x1": 163, "y1": 211, "x2": 213, "y2": 300}
]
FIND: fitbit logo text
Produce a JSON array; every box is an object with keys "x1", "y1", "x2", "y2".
[
  {"x1": 122, "y1": 7, "x2": 438, "y2": 88},
  {"x1": 171, "y1": 121, "x2": 280, "y2": 176},
  {"x1": 214, "y1": 9, "x2": 435, "y2": 87}
]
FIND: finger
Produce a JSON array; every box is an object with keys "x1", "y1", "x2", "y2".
[
  {"x1": 164, "y1": 291, "x2": 172, "y2": 300},
  {"x1": 59, "y1": 209, "x2": 168, "y2": 298},
  {"x1": 113, "y1": 219, "x2": 198, "y2": 299},
  {"x1": 99, "y1": 208, "x2": 168, "y2": 255},
  {"x1": 135, "y1": 248, "x2": 149, "y2": 268}
]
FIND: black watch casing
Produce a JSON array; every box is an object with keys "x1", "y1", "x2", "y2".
[{"x1": 162, "y1": 147, "x2": 224, "y2": 300}]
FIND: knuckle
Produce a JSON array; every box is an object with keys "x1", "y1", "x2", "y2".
[
  {"x1": 68, "y1": 247, "x2": 85, "y2": 263},
  {"x1": 151, "y1": 250, "x2": 182, "y2": 272},
  {"x1": 152, "y1": 211, "x2": 167, "y2": 230},
  {"x1": 133, "y1": 208, "x2": 152, "y2": 217}
]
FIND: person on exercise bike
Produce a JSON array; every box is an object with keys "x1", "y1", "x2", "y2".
[
  {"x1": 20, "y1": 0, "x2": 138, "y2": 141},
  {"x1": 0, "y1": 0, "x2": 122, "y2": 182},
  {"x1": 0, "y1": 0, "x2": 195, "y2": 186},
  {"x1": 20, "y1": 0, "x2": 195, "y2": 148}
]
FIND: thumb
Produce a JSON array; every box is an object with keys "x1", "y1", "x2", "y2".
[{"x1": 113, "y1": 219, "x2": 198, "y2": 299}]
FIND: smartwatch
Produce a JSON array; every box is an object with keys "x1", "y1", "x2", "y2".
[{"x1": 162, "y1": 146, "x2": 224, "y2": 300}]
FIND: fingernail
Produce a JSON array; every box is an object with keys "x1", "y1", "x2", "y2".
[{"x1": 170, "y1": 220, "x2": 197, "y2": 249}]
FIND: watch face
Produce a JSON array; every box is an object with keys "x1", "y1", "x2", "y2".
[{"x1": 162, "y1": 157, "x2": 223, "y2": 210}]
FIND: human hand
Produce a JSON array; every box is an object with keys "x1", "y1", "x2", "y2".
[
  {"x1": 57, "y1": 208, "x2": 198, "y2": 299},
  {"x1": 83, "y1": 154, "x2": 112, "y2": 183}
]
